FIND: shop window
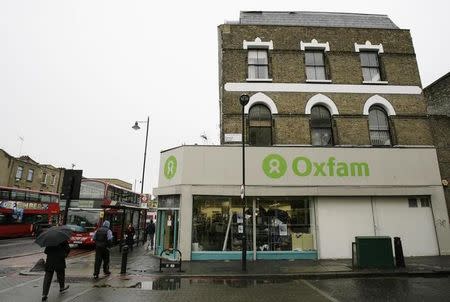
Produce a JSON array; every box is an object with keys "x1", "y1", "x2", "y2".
[
  {"x1": 255, "y1": 197, "x2": 313, "y2": 252},
  {"x1": 368, "y1": 106, "x2": 391, "y2": 146},
  {"x1": 310, "y1": 105, "x2": 333, "y2": 146},
  {"x1": 249, "y1": 104, "x2": 272, "y2": 146},
  {"x1": 192, "y1": 196, "x2": 245, "y2": 252},
  {"x1": 192, "y1": 196, "x2": 315, "y2": 253}
]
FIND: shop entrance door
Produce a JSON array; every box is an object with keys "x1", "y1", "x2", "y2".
[{"x1": 155, "y1": 209, "x2": 179, "y2": 257}]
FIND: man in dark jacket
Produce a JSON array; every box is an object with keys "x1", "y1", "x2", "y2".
[
  {"x1": 92, "y1": 220, "x2": 113, "y2": 279},
  {"x1": 42, "y1": 240, "x2": 70, "y2": 301},
  {"x1": 146, "y1": 219, "x2": 156, "y2": 250}
]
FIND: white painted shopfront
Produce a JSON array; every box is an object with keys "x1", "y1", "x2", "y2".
[{"x1": 153, "y1": 146, "x2": 450, "y2": 260}]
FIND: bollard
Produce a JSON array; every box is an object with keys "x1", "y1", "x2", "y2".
[
  {"x1": 394, "y1": 237, "x2": 405, "y2": 268},
  {"x1": 120, "y1": 245, "x2": 129, "y2": 275}
]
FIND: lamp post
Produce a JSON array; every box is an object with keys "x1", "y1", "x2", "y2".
[
  {"x1": 132, "y1": 117, "x2": 149, "y2": 247},
  {"x1": 132, "y1": 116, "x2": 150, "y2": 195},
  {"x1": 239, "y1": 94, "x2": 250, "y2": 272}
]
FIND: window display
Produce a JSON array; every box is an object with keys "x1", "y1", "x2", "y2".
[{"x1": 192, "y1": 196, "x2": 315, "y2": 253}]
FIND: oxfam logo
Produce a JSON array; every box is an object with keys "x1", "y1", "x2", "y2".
[
  {"x1": 262, "y1": 154, "x2": 287, "y2": 179},
  {"x1": 164, "y1": 156, "x2": 177, "y2": 179}
]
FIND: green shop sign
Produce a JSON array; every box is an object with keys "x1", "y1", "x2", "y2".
[
  {"x1": 263, "y1": 154, "x2": 370, "y2": 179},
  {"x1": 164, "y1": 156, "x2": 177, "y2": 179}
]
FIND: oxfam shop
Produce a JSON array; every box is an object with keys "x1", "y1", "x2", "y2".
[{"x1": 153, "y1": 146, "x2": 450, "y2": 261}]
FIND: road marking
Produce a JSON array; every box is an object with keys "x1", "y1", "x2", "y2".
[
  {"x1": 0, "y1": 276, "x2": 6, "y2": 279},
  {"x1": 61, "y1": 287, "x2": 94, "y2": 301},
  {"x1": 0, "y1": 241, "x2": 34, "y2": 247},
  {"x1": 0, "y1": 276, "x2": 43, "y2": 294},
  {"x1": 301, "y1": 279, "x2": 340, "y2": 302}
]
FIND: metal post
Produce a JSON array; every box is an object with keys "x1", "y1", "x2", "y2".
[
  {"x1": 239, "y1": 94, "x2": 249, "y2": 272},
  {"x1": 120, "y1": 246, "x2": 129, "y2": 274},
  {"x1": 141, "y1": 116, "x2": 149, "y2": 195},
  {"x1": 242, "y1": 103, "x2": 247, "y2": 271}
]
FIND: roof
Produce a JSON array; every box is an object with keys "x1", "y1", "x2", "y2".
[
  {"x1": 424, "y1": 72, "x2": 450, "y2": 91},
  {"x1": 237, "y1": 11, "x2": 399, "y2": 29}
]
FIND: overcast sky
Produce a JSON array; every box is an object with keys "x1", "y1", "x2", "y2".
[{"x1": 1, "y1": 0, "x2": 449, "y2": 194}]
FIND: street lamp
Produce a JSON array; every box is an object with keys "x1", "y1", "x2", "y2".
[
  {"x1": 239, "y1": 94, "x2": 250, "y2": 271},
  {"x1": 132, "y1": 116, "x2": 150, "y2": 194}
]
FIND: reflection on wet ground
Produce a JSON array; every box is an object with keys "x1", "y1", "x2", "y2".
[{"x1": 135, "y1": 277, "x2": 294, "y2": 290}]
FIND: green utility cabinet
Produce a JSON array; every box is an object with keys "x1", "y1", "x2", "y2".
[{"x1": 354, "y1": 236, "x2": 394, "y2": 269}]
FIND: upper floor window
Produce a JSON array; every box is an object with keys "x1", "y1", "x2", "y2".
[
  {"x1": 354, "y1": 41, "x2": 386, "y2": 83},
  {"x1": 248, "y1": 49, "x2": 269, "y2": 80},
  {"x1": 27, "y1": 169, "x2": 34, "y2": 182},
  {"x1": 310, "y1": 105, "x2": 333, "y2": 146},
  {"x1": 51, "y1": 175, "x2": 57, "y2": 185},
  {"x1": 360, "y1": 51, "x2": 381, "y2": 82},
  {"x1": 305, "y1": 50, "x2": 326, "y2": 81},
  {"x1": 249, "y1": 104, "x2": 272, "y2": 146},
  {"x1": 368, "y1": 106, "x2": 391, "y2": 146},
  {"x1": 41, "y1": 173, "x2": 48, "y2": 184},
  {"x1": 15, "y1": 166, "x2": 24, "y2": 180}
]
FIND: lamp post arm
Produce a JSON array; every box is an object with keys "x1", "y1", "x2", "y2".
[{"x1": 141, "y1": 116, "x2": 149, "y2": 194}]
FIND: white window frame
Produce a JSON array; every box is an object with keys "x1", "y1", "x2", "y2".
[
  {"x1": 243, "y1": 37, "x2": 273, "y2": 82},
  {"x1": 15, "y1": 166, "x2": 24, "y2": 180},
  {"x1": 355, "y1": 41, "x2": 388, "y2": 84},
  {"x1": 300, "y1": 39, "x2": 331, "y2": 83},
  {"x1": 27, "y1": 169, "x2": 34, "y2": 182},
  {"x1": 41, "y1": 173, "x2": 48, "y2": 184}
]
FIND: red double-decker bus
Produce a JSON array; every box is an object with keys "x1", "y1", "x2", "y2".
[
  {"x1": 66, "y1": 179, "x2": 146, "y2": 247},
  {"x1": 0, "y1": 186, "x2": 60, "y2": 238}
]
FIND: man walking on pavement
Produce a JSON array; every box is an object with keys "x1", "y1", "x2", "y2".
[
  {"x1": 146, "y1": 219, "x2": 156, "y2": 250},
  {"x1": 92, "y1": 220, "x2": 113, "y2": 279}
]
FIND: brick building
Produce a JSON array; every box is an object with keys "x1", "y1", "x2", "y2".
[
  {"x1": 154, "y1": 12, "x2": 450, "y2": 260},
  {"x1": 0, "y1": 148, "x2": 64, "y2": 193},
  {"x1": 424, "y1": 72, "x2": 450, "y2": 220}
]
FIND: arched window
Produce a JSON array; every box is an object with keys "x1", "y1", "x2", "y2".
[
  {"x1": 249, "y1": 104, "x2": 272, "y2": 146},
  {"x1": 310, "y1": 105, "x2": 333, "y2": 146},
  {"x1": 368, "y1": 106, "x2": 391, "y2": 146}
]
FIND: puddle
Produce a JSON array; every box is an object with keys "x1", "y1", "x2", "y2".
[
  {"x1": 135, "y1": 278, "x2": 181, "y2": 290},
  {"x1": 135, "y1": 277, "x2": 292, "y2": 291}
]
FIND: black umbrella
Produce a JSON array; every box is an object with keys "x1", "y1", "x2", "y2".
[{"x1": 35, "y1": 225, "x2": 73, "y2": 247}]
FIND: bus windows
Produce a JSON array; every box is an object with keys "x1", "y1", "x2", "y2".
[
  {"x1": 67, "y1": 210, "x2": 100, "y2": 232},
  {"x1": 40, "y1": 194, "x2": 51, "y2": 203},
  {"x1": 26, "y1": 192, "x2": 39, "y2": 202},
  {"x1": 11, "y1": 190, "x2": 26, "y2": 201},
  {"x1": 0, "y1": 190, "x2": 9, "y2": 199}
]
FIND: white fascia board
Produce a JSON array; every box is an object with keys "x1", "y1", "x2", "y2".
[{"x1": 224, "y1": 82, "x2": 422, "y2": 95}]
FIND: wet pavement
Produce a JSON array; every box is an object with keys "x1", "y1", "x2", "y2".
[
  {"x1": 1, "y1": 274, "x2": 449, "y2": 302},
  {"x1": 1, "y1": 243, "x2": 450, "y2": 301},
  {"x1": 0, "y1": 238, "x2": 42, "y2": 260}
]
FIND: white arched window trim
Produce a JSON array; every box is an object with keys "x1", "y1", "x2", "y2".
[
  {"x1": 244, "y1": 92, "x2": 278, "y2": 114},
  {"x1": 305, "y1": 94, "x2": 339, "y2": 115},
  {"x1": 363, "y1": 95, "x2": 396, "y2": 115}
]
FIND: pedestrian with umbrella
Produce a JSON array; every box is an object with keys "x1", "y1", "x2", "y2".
[{"x1": 35, "y1": 225, "x2": 71, "y2": 301}]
